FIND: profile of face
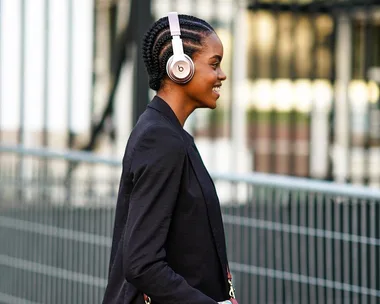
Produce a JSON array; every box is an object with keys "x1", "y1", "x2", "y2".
[
  {"x1": 182, "y1": 32, "x2": 227, "y2": 110},
  {"x1": 142, "y1": 14, "x2": 227, "y2": 110}
]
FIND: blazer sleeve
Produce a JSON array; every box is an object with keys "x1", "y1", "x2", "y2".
[{"x1": 122, "y1": 125, "x2": 218, "y2": 304}]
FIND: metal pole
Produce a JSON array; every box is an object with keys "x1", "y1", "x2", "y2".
[
  {"x1": 42, "y1": 0, "x2": 50, "y2": 205},
  {"x1": 19, "y1": 0, "x2": 26, "y2": 147},
  {"x1": 17, "y1": 0, "x2": 26, "y2": 204},
  {"x1": 231, "y1": 7, "x2": 250, "y2": 176},
  {"x1": 67, "y1": 0, "x2": 74, "y2": 148},
  {"x1": 333, "y1": 12, "x2": 352, "y2": 183},
  {"x1": 132, "y1": 0, "x2": 151, "y2": 126},
  {"x1": 0, "y1": 0, "x2": 2, "y2": 143},
  {"x1": 43, "y1": 0, "x2": 50, "y2": 147},
  {"x1": 66, "y1": 0, "x2": 74, "y2": 205}
]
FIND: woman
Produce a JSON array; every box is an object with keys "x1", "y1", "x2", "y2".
[{"x1": 102, "y1": 12, "x2": 236, "y2": 304}]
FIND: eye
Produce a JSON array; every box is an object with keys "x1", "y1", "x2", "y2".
[{"x1": 211, "y1": 62, "x2": 219, "y2": 69}]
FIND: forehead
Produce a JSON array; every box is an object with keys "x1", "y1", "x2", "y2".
[{"x1": 199, "y1": 32, "x2": 224, "y2": 58}]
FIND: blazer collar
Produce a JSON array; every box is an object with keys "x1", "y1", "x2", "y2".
[
  {"x1": 147, "y1": 96, "x2": 183, "y2": 131},
  {"x1": 147, "y1": 95, "x2": 194, "y2": 145}
]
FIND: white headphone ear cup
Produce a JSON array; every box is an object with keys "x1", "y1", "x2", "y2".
[{"x1": 166, "y1": 54, "x2": 194, "y2": 84}]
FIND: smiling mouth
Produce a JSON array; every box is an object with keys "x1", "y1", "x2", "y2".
[{"x1": 212, "y1": 86, "x2": 221, "y2": 93}]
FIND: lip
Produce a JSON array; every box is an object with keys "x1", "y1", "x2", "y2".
[
  {"x1": 212, "y1": 84, "x2": 222, "y2": 97},
  {"x1": 212, "y1": 90, "x2": 220, "y2": 98}
]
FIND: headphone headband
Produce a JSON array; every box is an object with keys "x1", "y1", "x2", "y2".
[
  {"x1": 168, "y1": 12, "x2": 181, "y2": 36},
  {"x1": 168, "y1": 12, "x2": 185, "y2": 58}
]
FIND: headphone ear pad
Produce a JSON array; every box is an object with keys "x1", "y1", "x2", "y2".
[{"x1": 166, "y1": 54, "x2": 195, "y2": 84}]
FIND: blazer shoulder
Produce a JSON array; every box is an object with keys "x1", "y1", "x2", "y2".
[{"x1": 129, "y1": 120, "x2": 184, "y2": 156}]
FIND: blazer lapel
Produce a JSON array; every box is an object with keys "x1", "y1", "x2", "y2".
[
  {"x1": 187, "y1": 142, "x2": 228, "y2": 285},
  {"x1": 147, "y1": 96, "x2": 229, "y2": 285}
]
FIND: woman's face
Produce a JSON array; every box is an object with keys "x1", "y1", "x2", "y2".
[{"x1": 183, "y1": 32, "x2": 227, "y2": 109}]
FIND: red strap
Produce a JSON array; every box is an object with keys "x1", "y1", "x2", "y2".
[
  {"x1": 227, "y1": 265, "x2": 232, "y2": 280},
  {"x1": 143, "y1": 294, "x2": 150, "y2": 304}
]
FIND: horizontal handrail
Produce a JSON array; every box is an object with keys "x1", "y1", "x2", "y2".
[
  {"x1": 1, "y1": 144, "x2": 380, "y2": 200},
  {"x1": 0, "y1": 144, "x2": 120, "y2": 166}
]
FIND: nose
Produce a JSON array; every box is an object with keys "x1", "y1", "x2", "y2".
[{"x1": 219, "y1": 68, "x2": 227, "y2": 81}]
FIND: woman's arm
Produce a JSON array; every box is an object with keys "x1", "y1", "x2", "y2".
[{"x1": 123, "y1": 125, "x2": 217, "y2": 304}]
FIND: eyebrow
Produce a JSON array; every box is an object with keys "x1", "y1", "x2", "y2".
[{"x1": 209, "y1": 55, "x2": 222, "y2": 61}]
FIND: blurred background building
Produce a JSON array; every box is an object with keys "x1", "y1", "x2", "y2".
[{"x1": 1, "y1": 0, "x2": 380, "y2": 185}]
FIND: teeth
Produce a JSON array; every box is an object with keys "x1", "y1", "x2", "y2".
[{"x1": 213, "y1": 86, "x2": 220, "y2": 93}]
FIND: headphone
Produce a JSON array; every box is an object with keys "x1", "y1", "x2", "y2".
[{"x1": 166, "y1": 12, "x2": 195, "y2": 84}]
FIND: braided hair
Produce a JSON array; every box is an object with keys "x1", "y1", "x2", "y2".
[{"x1": 142, "y1": 14, "x2": 215, "y2": 91}]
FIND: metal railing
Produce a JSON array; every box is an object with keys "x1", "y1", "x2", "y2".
[{"x1": 1, "y1": 145, "x2": 380, "y2": 304}]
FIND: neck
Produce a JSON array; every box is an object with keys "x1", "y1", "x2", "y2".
[{"x1": 157, "y1": 88, "x2": 195, "y2": 127}]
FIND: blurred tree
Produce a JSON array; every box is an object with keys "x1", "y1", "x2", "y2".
[
  {"x1": 65, "y1": 0, "x2": 152, "y2": 185},
  {"x1": 81, "y1": 0, "x2": 152, "y2": 153}
]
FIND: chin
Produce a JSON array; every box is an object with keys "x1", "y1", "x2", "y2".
[
  {"x1": 195, "y1": 97, "x2": 217, "y2": 109},
  {"x1": 206, "y1": 98, "x2": 218, "y2": 109}
]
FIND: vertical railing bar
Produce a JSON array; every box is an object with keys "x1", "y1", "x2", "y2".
[
  {"x1": 48, "y1": 201, "x2": 54, "y2": 303},
  {"x1": 332, "y1": 194, "x2": 337, "y2": 303},
  {"x1": 302, "y1": 191, "x2": 309, "y2": 302},
  {"x1": 306, "y1": 191, "x2": 312, "y2": 303},
  {"x1": 81, "y1": 204, "x2": 86, "y2": 304},
  {"x1": 100, "y1": 192, "x2": 106, "y2": 301},
  {"x1": 357, "y1": 198, "x2": 363, "y2": 303},
  {"x1": 235, "y1": 181, "x2": 243, "y2": 301},
  {"x1": 242, "y1": 182, "x2": 248, "y2": 303},
  {"x1": 92, "y1": 204, "x2": 97, "y2": 303},
  {"x1": 264, "y1": 186, "x2": 269, "y2": 303},
  {"x1": 254, "y1": 186, "x2": 260, "y2": 304},
  {"x1": 348, "y1": 197, "x2": 354, "y2": 303},
  {"x1": 376, "y1": 200, "x2": 380, "y2": 304},
  {"x1": 365, "y1": 199, "x2": 371, "y2": 304},
  {"x1": 230, "y1": 181, "x2": 237, "y2": 297},
  {"x1": 41, "y1": 158, "x2": 48, "y2": 303},
  {"x1": 259, "y1": 186, "x2": 266, "y2": 303},
  {"x1": 280, "y1": 190, "x2": 291, "y2": 303},
  {"x1": 329, "y1": 194, "x2": 335, "y2": 303},
  {"x1": 30, "y1": 157, "x2": 36, "y2": 301},
  {"x1": 274, "y1": 188, "x2": 282, "y2": 303},
  {"x1": 38, "y1": 159, "x2": 44, "y2": 302},
  {"x1": 57, "y1": 189, "x2": 63, "y2": 304},
  {"x1": 315, "y1": 193, "x2": 322, "y2": 304},
  {"x1": 67, "y1": 203, "x2": 74, "y2": 304},
  {"x1": 339, "y1": 196, "x2": 345, "y2": 304},
  {"x1": 86, "y1": 191, "x2": 91, "y2": 303},
  {"x1": 288, "y1": 189, "x2": 295, "y2": 304},
  {"x1": 297, "y1": 190, "x2": 303, "y2": 304},
  {"x1": 98, "y1": 175, "x2": 103, "y2": 302},
  {"x1": 250, "y1": 184, "x2": 255, "y2": 303},
  {"x1": 270, "y1": 187, "x2": 276, "y2": 304}
]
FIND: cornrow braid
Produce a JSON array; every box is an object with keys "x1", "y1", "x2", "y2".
[{"x1": 142, "y1": 14, "x2": 215, "y2": 91}]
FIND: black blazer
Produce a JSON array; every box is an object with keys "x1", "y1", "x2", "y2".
[{"x1": 102, "y1": 96, "x2": 230, "y2": 304}]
